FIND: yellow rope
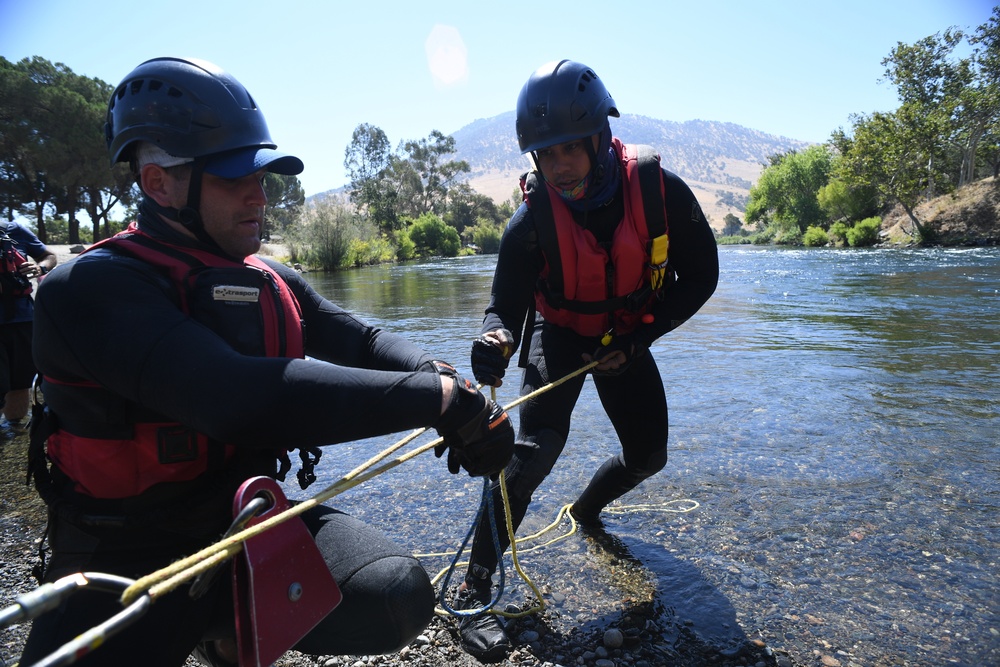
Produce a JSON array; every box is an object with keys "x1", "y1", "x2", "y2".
[
  {"x1": 424, "y1": 498, "x2": 699, "y2": 619},
  {"x1": 121, "y1": 361, "x2": 600, "y2": 606}
]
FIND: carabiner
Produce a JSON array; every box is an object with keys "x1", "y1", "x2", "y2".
[{"x1": 1, "y1": 572, "x2": 151, "y2": 667}]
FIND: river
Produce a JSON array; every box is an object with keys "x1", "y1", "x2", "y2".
[{"x1": 296, "y1": 246, "x2": 999, "y2": 667}]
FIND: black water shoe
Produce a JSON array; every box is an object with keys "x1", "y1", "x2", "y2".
[
  {"x1": 454, "y1": 585, "x2": 511, "y2": 662},
  {"x1": 569, "y1": 503, "x2": 605, "y2": 530}
]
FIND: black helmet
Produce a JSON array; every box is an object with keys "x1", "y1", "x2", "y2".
[
  {"x1": 105, "y1": 57, "x2": 300, "y2": 177},
  {"x1": 515, "y1": 60, "x2": 620, "y2": 154}
]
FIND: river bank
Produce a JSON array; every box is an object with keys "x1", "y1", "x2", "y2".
[{"x1": 0, "y1": 428, "x2": 787, "y2": 667}]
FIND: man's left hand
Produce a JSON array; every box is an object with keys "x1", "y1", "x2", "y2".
[{"x1": 583, "y1": 333, "x2": 649, "y2": 375}]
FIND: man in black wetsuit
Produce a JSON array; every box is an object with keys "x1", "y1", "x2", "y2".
[
  {"x1": 19, "y1": 56, "x2": 513, "y2": 667},
  {"x1": 452, "y1": 60, "x2": 719, "y2": 661}
]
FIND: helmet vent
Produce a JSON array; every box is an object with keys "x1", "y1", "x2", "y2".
[
  {"x1": 130, "y1": 80, "x2": 144, "y2": 95},
  {"x1": 148, "y1": 80, "x2": 163, "y2": 92}
]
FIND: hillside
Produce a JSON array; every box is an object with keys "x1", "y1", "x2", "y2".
[
  {"x1": 313, "y1": 114, "x2": 812, "y2": 231},
  {"x1": 880, "y1": 176, "x2": 1000, "y2": 245},
  {"x1": 451, "y1": 112, "x2": 811, "y2": 230}
]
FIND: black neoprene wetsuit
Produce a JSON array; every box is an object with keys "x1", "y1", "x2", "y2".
[
  {"x1": 465, "y1": 164, "x2": 719, "y2": 581},
  {"x1": 20, "y1": 209, "x2": 445, "y2": 666}
]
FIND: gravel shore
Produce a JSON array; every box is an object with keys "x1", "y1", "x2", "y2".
[{"x1": 0, "y1": 429, "x2": 788, "y2": 667}]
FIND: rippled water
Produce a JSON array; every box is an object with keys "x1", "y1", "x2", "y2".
[{"x1": 299, "y1": 247, "x2": 1000, "y2": 666}]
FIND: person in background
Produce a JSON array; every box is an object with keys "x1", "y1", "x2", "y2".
[
  {"x1": 0, "y1": 220, "x2": 56, "y2": 432},
  {"x1": 19, "y1": 56, "x2": 513, "y2": 667},
  {"x1": 452, "y1": 60, "x2": 719, "y2": 661}
]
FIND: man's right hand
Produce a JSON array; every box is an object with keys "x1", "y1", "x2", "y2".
[
  {"x1": 434, "y1": 375, "x2": 514, "y2": 476},
  {"x1": 470, "y1": 328, "x2": 515, "y2": 387}
]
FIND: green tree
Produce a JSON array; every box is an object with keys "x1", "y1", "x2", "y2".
[
  {"x1": 344, "y1": 123, "x2": 399, "y2": 234},
  {"x1": 816, "y1": 174, "x2": 878, "y2": 223},
  {"x1": 406, "y1": 213, "x2": 460, "y2": 257},
  {"x1": 745, "y1": 144, "x2": 832, "y2": 232},
  {"x1": 399, "y1": 130, "x2": 470, "y2": 216},
  {"x1": 0, "y1": 56, "x2": 122, "y2": 243},
  {"x1": 263, "y1": 173, "x2": 305, "y2": 239},
  {"x1": 443, "y1": 182, "x2": 503, "y2": 236},
  {"x1": 965, "y1": 6, "x2": 1000, "y2": 182},
  {"x1": 721, "y1": 213, "x2": 743, "y2": 236},
  {"x1": 838, "y1": 108, "x2": 941, "y2": 240}
]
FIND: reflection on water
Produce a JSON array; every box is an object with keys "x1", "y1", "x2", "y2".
[{"x1": 299, "y1": 247, "x2": 1000, "y2": 666}]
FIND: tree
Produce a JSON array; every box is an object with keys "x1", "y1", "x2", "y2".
[
  {"x1": 721, "y1": 213, "x2": 742, "y2": 236},
  {"x1": 964, "y1": 6, "x2": 1000, "y2": 182},
  {"x1": 838, "y1": 109, "x2": 941, "y2": 239},
  {"x1": 0, "y1": 56, "x2": 121, "y2": 243},
  {"x1": 344, "y1": 123, "x2": 399, "y2": 234},
  {"x1": 443, "y1": 182, "x2": 503, "y2": 236},
  {"x1": 399, "y1": 130, "x2": 469, "y2": 216},
  {"x1": 745, "y1": 145, "x2": 832, "y2": 231},
  {"x1": 263, "y1": 173, "x2": 305, "y2": 239}
]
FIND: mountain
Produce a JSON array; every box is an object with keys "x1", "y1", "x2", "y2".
[
  {"x1": 450, "y1": 112, "x2": 812, "y2": 230},
  {"x1": 314, "y1": 113, "x2": 813, "y2": 231}
]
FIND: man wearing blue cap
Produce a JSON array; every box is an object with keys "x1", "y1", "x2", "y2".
[{"x1": 19, "y1": 57, "x2": 514, "y2": 667}]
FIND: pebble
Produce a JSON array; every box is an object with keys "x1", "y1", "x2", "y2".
[{"x1": 603, "y1": 628, "x2": 624, "y2": 648}]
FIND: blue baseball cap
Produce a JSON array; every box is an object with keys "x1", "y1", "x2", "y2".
[{"x1": 203, "y1": 146, "x2": 304, "y2": 179}]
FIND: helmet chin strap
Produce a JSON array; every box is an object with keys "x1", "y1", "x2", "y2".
[
  {"x1": 143, "y1": 159, "x2": 226, "y2": 252},
  {"x1": 176, "y1": 160, "x2": 221, "y2": 248}
]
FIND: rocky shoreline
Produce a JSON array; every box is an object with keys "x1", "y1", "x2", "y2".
[{"x1": 0, "y1": 428, "x2": 789, "y2": 667}]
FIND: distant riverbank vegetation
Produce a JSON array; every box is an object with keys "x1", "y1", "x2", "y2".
[
  {"x1": 720, "y1": 7, "x2": 999, "y2": 248},
  {"x1": 2, "y1": 9, "x2": 997, "y2": 266}
]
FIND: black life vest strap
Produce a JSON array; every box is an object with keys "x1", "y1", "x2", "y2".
[{"x1": 635, "y1": 144, "x2": 667, "y2": 240}]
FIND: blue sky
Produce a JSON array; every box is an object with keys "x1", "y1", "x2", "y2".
[{"x1": 1, "y1": 0, "x2": 994, "y2": 197}]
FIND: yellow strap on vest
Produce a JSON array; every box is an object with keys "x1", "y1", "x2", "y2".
[{"x1": 649, "y1": 234, "x2": 669, "y2": 290}]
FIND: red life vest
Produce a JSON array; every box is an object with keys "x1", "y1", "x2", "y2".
[
  {"x1": 524, "y1": 140, "x2": 671, "y2": 338},
  {"x1": 0, "y1": 223, "x2": 34, "y2": 301},
  {"x1": 45, "y1": 224, "x2": 305, "y2": 499}
]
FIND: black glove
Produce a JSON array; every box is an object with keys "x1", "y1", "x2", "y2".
[
  {"x1": 434, "y1": 375, "x2": 514, "y2": 476},
  {"x1": 590, "y1": 332, "x2": 649, "y2": 376},
  {"x1": 470, "y1": 328, "x2": 514, "y2": 387}
]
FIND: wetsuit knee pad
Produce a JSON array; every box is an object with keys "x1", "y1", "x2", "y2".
[{"x1": 357, "y1": 555, "x2": 435, "y2": 653}]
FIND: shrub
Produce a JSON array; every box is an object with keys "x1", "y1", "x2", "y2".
[
  {"x1": 469, "y1": 222, "x2": 503, "y2": 254},
  {"x1": 393, "y1": 229, "x2": 416, "y2": 261},
  {"x1": 345, "y1": 237, "x2": 394, "y2": 267},
  {"x1": 407, "y1": 213, "x2": 461, "y2": 257},
  {"x1": 802, "y1": 226, "x2": 829, "y2": 247},
  {"x1": 291, "y1": 200, "x2": 385, "y2": 269},
  {"x1": 828, "y1": 222, "x2": 849, "y2": 246},
  {"x1": 846, "y1": 216, "x2": 881, "y2": 247}
]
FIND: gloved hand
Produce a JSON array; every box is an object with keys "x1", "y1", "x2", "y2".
[
  {"x1": 434, "y1": 374, "x2": 514, "y2": 476},
  {"x1": 470, "y1": 328, "x2": 515, "y2": 387},
  {"x1": 584, "y1": 332, "x2": 649, "y2": 376}
]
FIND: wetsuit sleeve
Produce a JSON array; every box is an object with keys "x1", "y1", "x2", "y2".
[
  {"x1": 635, "y1": 169, "x2": 719, "y2": 347},
  {"x1": 33, "y1": 252, "x2": 443, "y2": 450},
  {"x1": 480, "y1": 203, "x2": 542, "y2": 351}
]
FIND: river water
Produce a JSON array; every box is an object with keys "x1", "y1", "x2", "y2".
[{"x1": 298, "y1": 246, "x2": 999, "y2": 667}]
